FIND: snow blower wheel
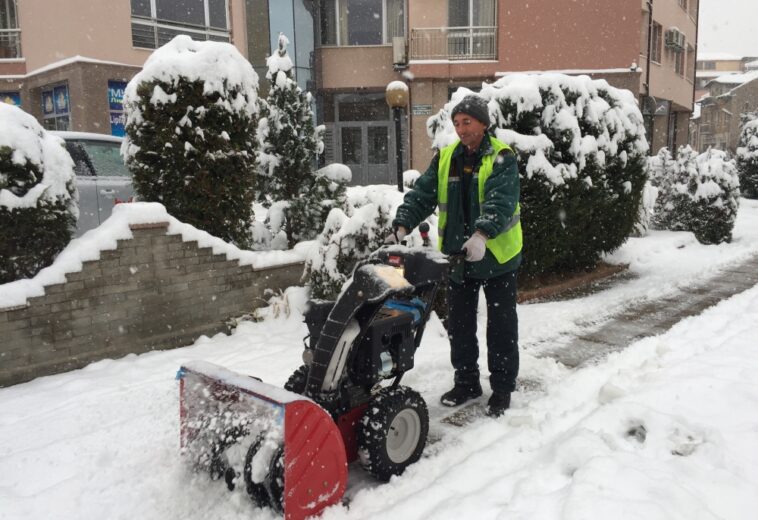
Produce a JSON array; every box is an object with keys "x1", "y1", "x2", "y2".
[
  {"x1": 243, "y1": 434, "x2": 286, "y2": 510},
  {"x1": 358, "y1": 386, "x2": 429, "y2": 481},
  {"x1": 283, "y1": 365, "x2": 309, "y2": 395}
]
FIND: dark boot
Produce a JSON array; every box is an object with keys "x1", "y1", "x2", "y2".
[
  {"x1": 486, "y1": 392, "x2": 511, "y2": 417},
  {"x1": 440, "y1": 382, "x2": 482, "y2": 407}
]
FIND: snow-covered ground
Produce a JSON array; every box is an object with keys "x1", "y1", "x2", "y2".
[{"x1": 2, "y1": 200, "x2": 758, "y2": 520}]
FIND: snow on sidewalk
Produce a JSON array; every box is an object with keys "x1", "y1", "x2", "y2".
[{"x1": 1, "y1": 200, "x2": 758, "y2": 520}]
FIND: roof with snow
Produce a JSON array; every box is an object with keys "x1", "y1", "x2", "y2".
[
  {"x1": 696, "y1": 52, "x2": 742, "y2": 62},
  {"x1": 709, "y1": 71, "x2": 758, "y2": 85}
]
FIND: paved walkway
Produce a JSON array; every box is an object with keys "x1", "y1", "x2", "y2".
[{"x1": 540, "y1": 256, "x2": 758, "y2": 368}]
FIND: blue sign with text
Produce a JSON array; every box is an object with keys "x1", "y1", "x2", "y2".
[
  {"x1": 110, "y1": 112, "x2": 126, "y2": 137},
  {"x1": 108, "y1": 80, "x2": 127, "y2": 111}
]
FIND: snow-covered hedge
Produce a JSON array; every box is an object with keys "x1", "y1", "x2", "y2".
[
  {"x1": 428, "y1": 74, "x2": 648, "y2": 276},
  {"x1": 651, "y1": 146, "x2": 740, "y2": 244},
  {"x1": 304, "y1": 185, "x2": 434, "y2": 300},
  {"x1": 736, "y1": 115, "x2": 758, "y2": 199},
  {"x1": 0, "y1": 103, "x2": 77, "y2": 283},
  {"x1": 121, "y1": 35, "x2": 259, "y2": 248}
]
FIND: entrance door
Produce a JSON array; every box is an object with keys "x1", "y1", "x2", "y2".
[{"x1": 338, "y1": 123, "x2": 393, "y2": 185}]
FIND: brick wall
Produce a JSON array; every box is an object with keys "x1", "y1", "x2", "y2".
[{"x1": 0, "y1": 222, "x2": 304, "y2": 387}]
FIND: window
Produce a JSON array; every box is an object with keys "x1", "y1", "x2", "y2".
[
  {"x1": 130, "y1": 0, "x2": 230, "y2": 49},
  {"x1": 675, "y1": 44, "x2": 686, "y2": 76},
  {"x1": 1, "y1": 91, "x2": 20, "y2": 105},
  {"x1": 41, "y1": 84, "x2": 71, "y2": 131},
  {"x1": 448, "y1": 0, "x2": 495, "y2": 27},
  {"x1": 651, "y1": 22, "x2": 662, "y2": 64},
  {"x1": 0, "y1": 0, "x2": 20, "y2": 58},
  {"x1": 320, "y1": 0, "x2": 405, "y2": 46}
]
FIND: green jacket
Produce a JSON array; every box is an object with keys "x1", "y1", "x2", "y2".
[{"x1": 393, "y1": 135, "x2": 521, "y2": 283}]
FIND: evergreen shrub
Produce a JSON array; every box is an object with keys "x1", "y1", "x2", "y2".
[
  {"x1": 257, "y1": 34, "x2": 342, "y2": 248},
  {"x1": 736, "y1": 114, "x2": 758, "y2": 199},
  {"x1": 0, "y1": 103, "x2": 77, "y2": 283},
  {"x1": 122, "y1": 35, "x2": 259, "y2": 248}
]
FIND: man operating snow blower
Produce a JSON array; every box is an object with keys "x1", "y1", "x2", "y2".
[{"x1": 386, "y1": 93, "x2": 522, "y2": 417}]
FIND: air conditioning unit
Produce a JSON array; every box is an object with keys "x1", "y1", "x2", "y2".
[
  {"x1": 665, "y1": 28, "x2": 686, "y2": 51},
  {"x1": 392, "y1": 36, "x2": 408, "y2": 68}
]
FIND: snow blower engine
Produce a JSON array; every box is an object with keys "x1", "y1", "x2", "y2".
[{"x1": 177, "y1": 244, "x2": 454, "y2": 519}]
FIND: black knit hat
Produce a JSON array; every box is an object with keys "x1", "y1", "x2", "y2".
[{"x1": 450, "y1": 94, "x2": 490, "y2": 127}]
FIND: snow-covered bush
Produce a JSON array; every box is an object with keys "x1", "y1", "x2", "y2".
[
  {"x1": 687, "y1": 149, "x2": 740, "y2": 244},
  {"x1": 736, "y1": 114, "x2": 758, "y2": 199},
  {"x1": 0, "y1": 103, "x2": 77, "y2": 283},
  {"x1": 647, "y1": 147, "x2": 678, "y2": 229},
  {"x1": 428, "y1": 74, "x2": 648, "y2": 276},
  {"x1": 634, "y1": 180, "x2": 659, "y2": 236},
  {"x1": 121, "y1": 35, "x2": 259, "y2": 248},
  {"x1": 650, "y1": 146, "x2": 739, "y2": 244},
  {"x1": 256, "y1": 34, "x2": 338, "y2": 248},
  {"x1": 304, "y1": 185, "x2": 431, "y2": 300}
]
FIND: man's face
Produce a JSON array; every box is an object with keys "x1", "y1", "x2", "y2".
[{"x1": 453, "y1": 113, "x2": 487, "y2": 150}]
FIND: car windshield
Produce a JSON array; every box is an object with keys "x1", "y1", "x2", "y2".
[{"x1": 76, "y1": 140, "x2": 130, "y2": 177}]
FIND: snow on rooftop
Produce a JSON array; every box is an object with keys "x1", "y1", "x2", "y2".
[
  {"x1": 711, "y1": 71, "x2": 758, "y2": 85},
  {"x1": 0, "y1": 202, "x2": 306, "y2": 310},
  {"x1": 25, "y1": 55, "x2": 135, "y2": 78},
  {"x1": 696, "y1": 52, "x2": 742, "y2": 61}
]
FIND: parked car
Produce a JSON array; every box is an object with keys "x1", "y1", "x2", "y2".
[{"x1": 52, "y1": 131, "x2": 135, "y2": 236}]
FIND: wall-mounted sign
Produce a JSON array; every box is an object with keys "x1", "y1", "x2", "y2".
[
  {"x1": 0, "y1": 92, "x2": 21, "y2": 106},
  {"x1": 411, "y1": 104, "x2": 433, "y2": 116},
  {"x1": 110, "y1": 112, "x2": 126, "y2": 137},
  {"x1": 108, "y1": 80, "x2": 127, "y2": 111}
]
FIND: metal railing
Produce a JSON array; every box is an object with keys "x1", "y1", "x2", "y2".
[
  {"x1": 410, "y1": 26, "x2": 497, "y2": 61},
  {"x1": 0, "y1": 29, "x2": 22, "y2": 59},
  {"x1": 130, "y1": 17, "x2": 229, "y2": 49}
]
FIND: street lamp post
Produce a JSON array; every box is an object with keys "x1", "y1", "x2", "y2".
[{"x1": 385, "y1": 81, "x2": 409, "y2": 192}]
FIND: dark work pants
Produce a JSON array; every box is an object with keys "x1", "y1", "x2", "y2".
[{"x1": 447, "y1": 270, "x2": 519, "y2": 394}]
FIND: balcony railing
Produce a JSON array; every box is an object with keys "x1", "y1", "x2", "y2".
[
  {"x1": 0, "y1": 29, "x2": 22, "y2": 59},
  {"x1": 410, "y1": 26, "x2": 497, "y2": 61}
]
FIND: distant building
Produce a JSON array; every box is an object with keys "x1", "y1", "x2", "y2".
[
  {"x1": 690, "y1": 72, "x2": 758, "y2": 153},
  {"x1": 694, "y1": 53, "x2": 758, "y2": 101}
]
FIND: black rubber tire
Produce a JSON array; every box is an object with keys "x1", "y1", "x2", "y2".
[
  {"x1": 266, "y1": 447, "x2": 285, "y2": 513},
  {"x1": 357, "y1": 386, "x2": 429, "y2": 482},
  {"x1": 283, "y1": 365, "x2": 309, "y2": 394},
  {"x1": 243, "y1": 435, "x2": 270, "y2": 508}
]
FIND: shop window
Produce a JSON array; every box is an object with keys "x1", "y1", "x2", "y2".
[
  {"x1": 41, "y1": 84, "x2": 71, "y2": 131},
  {"x1": 130, "y1": 0, "x2": 230, "y2": 49},
  {"x1": 320, "y1": 0, "x2": 405, "y2": 46},
  {"x1": 0, "y1": 0, "x2": 21, "y2": 58},
  {"x1": 1, "y1": 91, "x2": 20, "y2": 105}
]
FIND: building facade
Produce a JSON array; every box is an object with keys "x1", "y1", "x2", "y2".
[
  {"x1": 312, "y1": 0, "x2": 698, "y2": 180},
  {"x1": 0, "y1": 0, "x2": 247, "y2": 134},
  {"x1": 2, "y1": 0, "x2": 699, "y2": 183}
]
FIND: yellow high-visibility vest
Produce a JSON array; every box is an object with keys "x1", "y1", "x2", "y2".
[{"x1": 436, "y1": 136, "x2": 522, "y2": 264}]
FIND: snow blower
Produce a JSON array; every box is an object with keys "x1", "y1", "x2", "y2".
[{"x1": 177, "y1": 244, "x2": 455, "y2": 519}]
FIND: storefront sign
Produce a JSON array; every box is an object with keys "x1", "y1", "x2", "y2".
[
  {"x1": 108, "y1": 80, "x2": 127, "y2": 111},
  {"x1": 0, "y1": 92, "x2": 21, "y2": 106},
  {"x1": 110, "y1": 112, "x2": 126, "y2": 137},
  {"x1": 411, "y1": 104, "x2": 433, "y2": 116}
]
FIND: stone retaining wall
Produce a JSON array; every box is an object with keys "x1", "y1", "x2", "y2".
[{"x1": 0, "y1": 222, "x2": 304, "y2": 387}]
